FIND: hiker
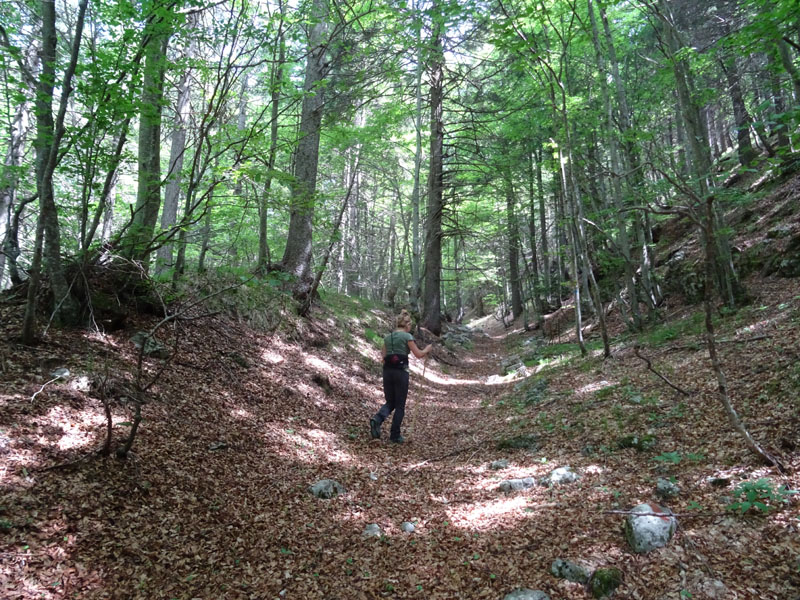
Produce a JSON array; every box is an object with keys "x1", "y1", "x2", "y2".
[{"x1": 369, "y1": 309, "x2": 432, "y2": 443}]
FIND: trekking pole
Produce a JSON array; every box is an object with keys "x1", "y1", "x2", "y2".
[{"x1": 422, "y1": 353, "x2": 429, "y2": 380}]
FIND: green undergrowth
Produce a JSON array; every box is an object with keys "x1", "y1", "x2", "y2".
[
  {"x1": 169, "y1": 267, "x2": 294, "y2": 331},
  {"x1": 637, "y1": 311, "x2": 705, "y2": 347}
]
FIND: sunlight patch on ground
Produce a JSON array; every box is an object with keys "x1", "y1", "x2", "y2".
[
  {"x1": 445, "y1": 495, "x2": 530, "y2": 529},
  {"x1": 260, "y1": 349, "x2": 285, "y2": 365},
  {"x1": 304, "y1": 355, "x2": 332, "y2": 370},
  {"x1": 262, "y1": 424, "x2": 356, "y2": 465},
  {"x1": 416, "y1": 370, "x2": 483, "y2": 386},
  {"x1": 230, "y1": 407, "x2": 253, "y2": 420},
  {"x1": 735, "y1": 317, "x2": 775, "y2": 336},
  {"x1": 84, "y1": 330, "x2": 120, "y2": 347}
]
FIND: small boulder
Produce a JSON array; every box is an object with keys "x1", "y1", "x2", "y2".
[
  {"x1": 362, "y1": 523, "x2": 382, "y2": 538},
  {"x1": 550, "y1": 558, "x2": 590, "y2": 584},
  {"x1": 490, "y1": 459, "x2": 510, "y2": 470},
  {"x1": 498, "y1": 477, "x2": 536, "y2": 492},
  {"x1": 624, "y1": 502, "x2": 677, "y2": 553},
  {"x1": 308, "y1": 479, "x2": 345, "y2": 499},
  {"x1": 504, "y1": 590, "x2": 550, "y2": 600},
  {"x1": 400, "y1": 521, "x2": 415, "y2": 533},
  {"x1": 655, "y1": 478, "x2": 680, "y2": 500},
  {"x1": 590, "y1": 567, "x2": 623, "y2": 598},
  {"x1": 541, "y1": 466, "x2": 580, "y2": 487},
  {"x1": 131, "y1": 331, "x2": 170, "y2": 359}
]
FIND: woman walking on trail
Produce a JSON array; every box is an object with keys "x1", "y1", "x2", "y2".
[{"x1": 370, "y1": 309, "x2": 432, "y2": 443}]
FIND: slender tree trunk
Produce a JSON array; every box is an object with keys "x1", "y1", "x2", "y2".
[
  {"x1": 259, "y1": 27, "x2": 285, "y2": 272},
  {"x1": 527, "y1": 151, "x2": 542, "y2": 320},
  {"x1": 505, "y1": 175, "x2": 523, "y2": 319},
  {"x1": 197, "y1": 204, "x2": 212, "y2": 273},
  {"x1": 409, "y1": 0, "x2": 424, "y2": 315},
  {"x1": 421, "y1": 1, "x2": 445, "y2": 336},
  {"x1": 156, "y1": 17, "x2": 195, "y2": 275},
  {"x1": 719, "y1": 53, "x2": 756, "y2": 167},
  {"x1": 129, "y1": 2, "x2": 171, "y2": 265},
  {"x1": 27, "y1": 0, "x2": 87, "y2": 330},
  {"x1": 281, "y1": 0, "x2": 329, "y2": 298},
  {"x1": 589, "y1": 0, "x2": 641, "y2": 330},
  {"x1": 657, "y1": 0, "x2": 744, "y2": 309},
  {"x1": 778, "y1": 39, "x2": 800, "y2": 104},
  {"x1": 0, "y1": 102, "x2": 31, "y2": 288}
]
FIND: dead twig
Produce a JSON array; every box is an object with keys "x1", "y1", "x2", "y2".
[{"x1": 634, "y1": 345, "x2": 691, "y2": 396}]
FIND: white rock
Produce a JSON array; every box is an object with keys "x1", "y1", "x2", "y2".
[
  {"x1": 624, "y1": 502, "x2": 677, "y2": 553},
  {"x1": 504, "y1": 590, "x2": 550, "y2": 600},
  {"x1": 542, "y1": 466, "x2": 580, "y2": 486},
  {"x1": 490, "y1": 459, "x2": 510, "y2": 470},
  {"x1": 400, "y1": 521, "x2": 415, "y2": 533}
]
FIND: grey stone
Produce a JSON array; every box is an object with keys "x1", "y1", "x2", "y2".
[
  {"x1": 624, "y1": 503, "x2": 677, "y2": 553},
  {"x1": 498, "y1": 477, "x2": 536, "y2": 492},
  {"x1": 655, "y1": 478, "x2": 681, "y2": 500},
  {"x1": 50, "y1": 367, "x2": 70, "y2": 379},
  {"x1": 400, "y1": 521, "x2": 415, "y2": 533},
  {"x1": 542, "y1": 466, "x2": 580, "y2": 486},
  {"x1": 490, "y1": 459, "x2": 510, "y2": 470},
  {"x1": 504, "y1": 590, "x2": 550, "y2": 600},
  {"x1": 131, "y1": 331, "x2": 170, "y2": 359},
  {"x1": 308, "y1": 479, "x2": 345, "y2": 499},
  {"x1": 550, "y1": 558, "x2": 590, "y2": 584},
  {"x1": 362, "y1": 523, "x2": 382, "y2": 538}
]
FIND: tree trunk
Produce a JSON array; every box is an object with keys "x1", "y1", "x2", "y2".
[
  {"x1": 0, "y1": 102, "x2": 30, "y2": 288},
  {"x1": 720, "y1": 53, "x2": 757, "y2": 167},
  {"x1": 421, "y1": 3, "x2": 445, "y2": 336},
  {"x1": 527, "y1": 150, "x2": 542, "y2": 320},
  {"x1": 129, "y1": 5, "x2": 171, "y2": 266},
  {"x1": 156, "y1": 16, "x2": 195, "y2": 275},
  {"x1": 657, "y1": 0, "x2": 744, "y2": 309},
  {"x1": 28, "y1": 0, "x2": 87, "y2": 329},
  {"x1": 410, "y1": 2, "x2": 424, "y2": 316},
  {"x1": 259, "y1": 26, "x2": 285, "y2": 272},
  {"x1": 589, "y1": 0, "x2": 641, "y2": 330},
  {"x1": 505, "y1": 175, "x2": 523, "y2": 319},
  {"x1": 281, "y1": 0, "x2": 329, "y2": 299}
]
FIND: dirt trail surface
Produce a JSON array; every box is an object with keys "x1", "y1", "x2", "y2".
[{"x1": 1, "y1": 290, "x2": 799, "y2": 599}]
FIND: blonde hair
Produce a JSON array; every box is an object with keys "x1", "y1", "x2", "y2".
[{"x1": 395, "y1": 309, "x2": 412, "y2": 329}]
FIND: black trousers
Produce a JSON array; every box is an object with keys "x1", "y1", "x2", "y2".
[{"x1": 373, "y1": 367, "x2": 409, "y2": 440}]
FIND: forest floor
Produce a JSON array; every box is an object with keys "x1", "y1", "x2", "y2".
[{"x1": 1, "y1": 269, "x2": 800, "y2": 600}]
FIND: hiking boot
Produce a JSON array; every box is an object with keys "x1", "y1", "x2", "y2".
[
  {"x1": 389, "y1": 436, "x2": 405, "y2": 444},
  {"x1": 369, "y1": 418, "x2": 381, "y2": 440}
]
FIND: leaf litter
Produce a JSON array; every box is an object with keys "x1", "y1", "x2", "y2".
[{"x1": 0, "y1": 276, "x2": 799, "y2": 599}]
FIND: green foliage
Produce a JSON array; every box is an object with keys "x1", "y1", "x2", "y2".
[
  {"x1": 653, "y1": 451, "x2": 682, "y2": 464},
  {"x1": 640, "y1": 312, "x2": 705, "y2": 347},
  {"x1": 496, "y1": 433, "x2": 538, "y2": 451},
  {"x1": 726, "y1": 479, "x2": 796, "y2": 515}
]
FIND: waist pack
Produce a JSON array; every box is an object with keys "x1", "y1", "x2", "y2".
[{"x1": 383, "y1": 353, "x2": 409, "y2": 369}]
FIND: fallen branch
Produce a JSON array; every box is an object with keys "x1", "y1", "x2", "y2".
[{"x1": 633, "y1": 345, "x2": 691, "y2": 396}]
